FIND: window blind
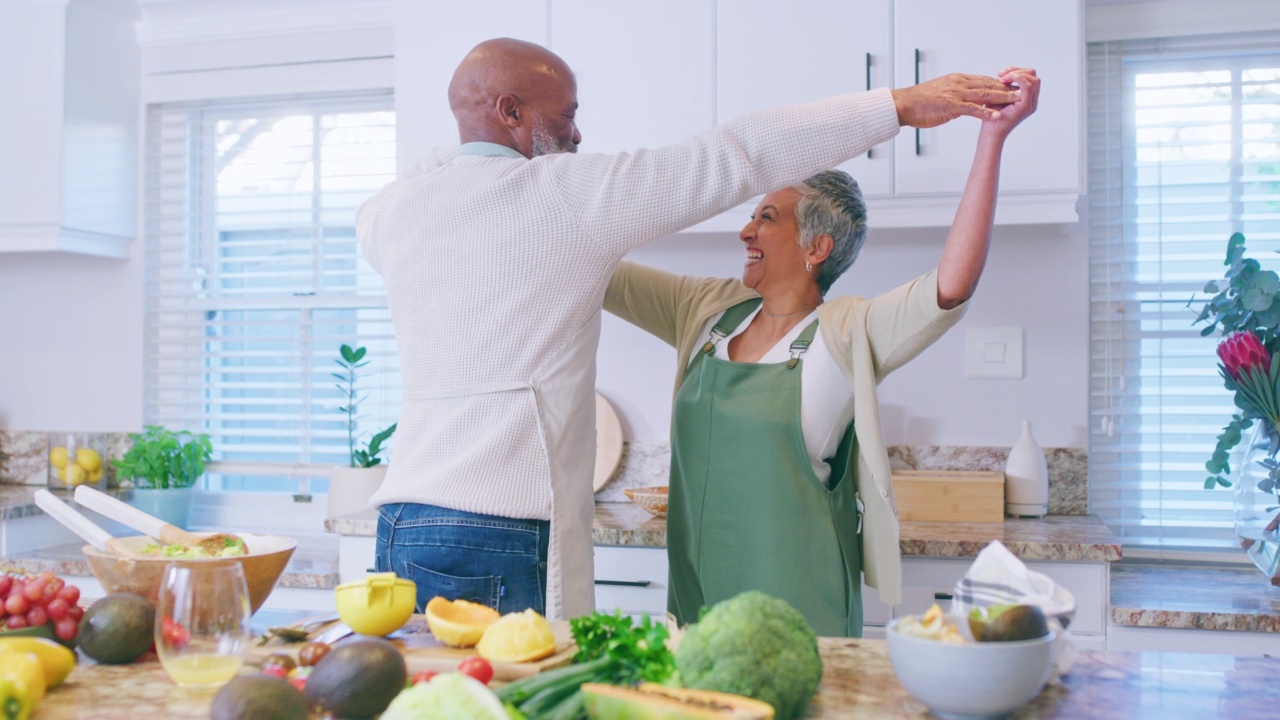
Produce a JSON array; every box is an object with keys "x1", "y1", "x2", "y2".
[
  {"x1": 144, "y1": 91, "x2": 399, "y2": 491},
  {"x1": 1089, "y1": 33, "x2": 1280, "y2": 553}
]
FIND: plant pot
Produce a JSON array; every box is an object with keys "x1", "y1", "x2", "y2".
[
  {"x1": 127, "y1": 486, "x2": 195, "y2": 530},
  {"x1": 1233, "y1": 424, "x2": 1280, "y2": 590},
  {"x1": 327, "y1": 465, "x2": 389, "y2": 518}
]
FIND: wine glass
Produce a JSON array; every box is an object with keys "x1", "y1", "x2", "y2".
[{"x1": 155, "y1": 561, "x2": 252, "y2": 688}]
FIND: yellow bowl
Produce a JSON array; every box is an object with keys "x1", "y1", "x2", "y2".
[
  {"x1": 82, "y1": 533, "x2": 296, "y2": 615},
  {"x1": 335, "y1": 573, "x2": 417, "y2": 636}
]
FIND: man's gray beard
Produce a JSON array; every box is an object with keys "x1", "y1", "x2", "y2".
[{"x1": 531, "y1": 119, "x2": 575, "y2": 156}]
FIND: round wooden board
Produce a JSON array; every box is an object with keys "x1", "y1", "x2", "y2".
[{"x1": 594, "y1": 392, "x2": 623, "y2": 493}]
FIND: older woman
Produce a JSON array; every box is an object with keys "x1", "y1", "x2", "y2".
[{"x1": 604, "y1": 69, "x2": 1039, "y2": 637}]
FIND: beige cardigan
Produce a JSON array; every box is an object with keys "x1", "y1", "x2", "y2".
[{"x1": 604, "y1": 261, "x2": 967, "y2": 606}]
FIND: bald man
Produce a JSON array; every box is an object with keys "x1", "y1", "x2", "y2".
[{"x1": 359, "y1": 38, "x2": 1019, "y2": 620}]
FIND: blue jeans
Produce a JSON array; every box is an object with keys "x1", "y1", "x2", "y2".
[{"x1": 375, "y1": 503, "x2": 550, "y2": 615}]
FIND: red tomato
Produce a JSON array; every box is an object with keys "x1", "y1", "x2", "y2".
[
  {"x1": 458, "y1": 656, "x2": 494, "y2": 685},
  {"x1": 410, "y1": 670, "x2": 438, "y2": 685},
  {"x1": 261, "y1": 665, "x2": 289, "y2": 680},
  {"x1": 161, "y1": 616, "x2": 191, "y2": 649},
  {"x1": 288, "y1": 675, "x2": 307, "y2": 692}
]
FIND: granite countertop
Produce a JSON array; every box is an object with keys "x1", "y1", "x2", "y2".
[
  {"x1": 327, "y1": 503, "x2": 1123, "y2": 563},
  {"x1": 0, "y1": 484, "x2": 131, "y2": 520},
  {"x1": 30, "y1": 633, "x2": 1280, "y2": 719},
  {"x1": 1111, "y1": 562, "x2": 1280, "y2": 633}
]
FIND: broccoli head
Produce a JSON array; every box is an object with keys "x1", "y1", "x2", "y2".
[{"x1": 674, "y1": 591, "x2": 823, "y2": 720}]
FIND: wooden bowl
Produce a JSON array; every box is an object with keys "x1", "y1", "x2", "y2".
[
  {"x1": 82, "y1": 533, "x2": 296, "y2": 614},
  {"x1": 624, "y1": 486, "x2": 669, "y2": 517}
]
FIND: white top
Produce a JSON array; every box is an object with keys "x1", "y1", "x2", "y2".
[
  {"x1": 357, "y1": 88, "x2": 901, "y2": 618},
  {"x1": 695, "y1": 308, "x2": 854, "y2": 486}
]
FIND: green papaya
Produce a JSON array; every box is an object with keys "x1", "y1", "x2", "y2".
[{"x1": 582, "y1": 682, "x2": 775, "y2": 720}]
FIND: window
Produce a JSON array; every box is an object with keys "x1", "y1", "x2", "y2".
[
  {"x1": 1089, "y1": 33, "x2": 1280, "y2": 553},
  {"x1": 144, "y1": 91, "x2": 399, "y2": 492}
]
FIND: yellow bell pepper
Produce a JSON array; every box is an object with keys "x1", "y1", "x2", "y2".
[
  {"x1": 0, "y1": 651, "x2": 45, "y2": 720},
  {"x1": 0, "y1": 637, "x2": 76, "y2": 689}
]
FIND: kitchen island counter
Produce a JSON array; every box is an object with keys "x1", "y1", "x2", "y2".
[{"x1": 31, "y1": 633, "x2": 1278, "y2": 719}]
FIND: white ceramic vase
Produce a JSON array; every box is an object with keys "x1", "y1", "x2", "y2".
[
  {"x1": 1005, "y1": 419, "x2": 1049, "y2": 517},
  {"x1": 327, "y1": 465, "x2": 389, "y2": 518}
]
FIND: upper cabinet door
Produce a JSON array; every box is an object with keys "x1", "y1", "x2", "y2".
[
  {"x1": 893, "y1": 0, "x2": 1081, "y2": 197},
  {"x1": 550, "y1": 0, "x2": 715, "y2": 155},
  {"x1": 716, "y1": 0, "x2": 893, "y2": 198}
]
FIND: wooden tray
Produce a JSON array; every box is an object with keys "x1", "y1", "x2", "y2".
[{"x1": 248, "y1": 615, "x2": 577, "y2": 681}]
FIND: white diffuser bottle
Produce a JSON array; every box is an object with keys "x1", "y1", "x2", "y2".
[{"x1": 1005, "y1": 418, "x2": 1049, "y2": 517}]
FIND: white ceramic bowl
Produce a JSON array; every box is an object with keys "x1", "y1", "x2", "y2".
[{"x1": 886, "y1": 616, "x2": 1055, "y2": 719}]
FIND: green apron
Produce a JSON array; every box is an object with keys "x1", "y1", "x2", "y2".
[{"x1": 668, "y1": 298, "x2": 864, "y2": 637}]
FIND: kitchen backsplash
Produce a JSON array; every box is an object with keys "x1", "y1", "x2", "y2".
[
  {"x1": 595, "y1": 440, "x2": 1088, "y2": 515},
  {"x1": 0, "y1": 429, "x2": 1086, "y2": 515}
]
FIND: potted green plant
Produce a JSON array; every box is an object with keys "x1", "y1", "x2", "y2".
[
  {"x1": 328, "y1": 344, "x2": 398, "y2": 517},
  {"x1": 112, "y1": 425, "x2": 213, "y2": 529}
]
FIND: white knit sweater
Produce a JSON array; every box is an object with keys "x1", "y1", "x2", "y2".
[{"x1": 359, "y1": 89, "x2": 900, "y2": 522}]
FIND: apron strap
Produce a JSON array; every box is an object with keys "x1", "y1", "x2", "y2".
[
  {"x1": 701, "y1": 298, "x2": 763, "y2": 356},
  {"x1": 786, "y1": 319, "x2": 821, "y2": 369}
]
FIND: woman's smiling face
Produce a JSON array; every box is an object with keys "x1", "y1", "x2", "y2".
[{"x1": 740, "y1": 188, "x2": 809, "y2": 292}]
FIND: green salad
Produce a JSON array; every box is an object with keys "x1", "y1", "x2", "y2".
[{"x1": 141, "y1": 537, "x2": 247, "y2": 559}]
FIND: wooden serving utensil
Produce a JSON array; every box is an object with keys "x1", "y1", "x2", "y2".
[
  {"x1": 74, "y1": 485, "x2": 249, "y2": 556},
  {"x1": 33, "y1": 489, "x2": 149, "y2": 558}
]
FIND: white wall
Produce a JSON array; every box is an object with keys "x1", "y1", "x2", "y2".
[{"x1": 597, "y1": 220, "x2": 1089, "y2": 449}]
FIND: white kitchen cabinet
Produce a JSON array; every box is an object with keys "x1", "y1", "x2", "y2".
[
  {"x1": 893, "y1": 0, "x2": 1082, "y2": 199},
  {"x1": 594, "y1": 545, "x2": 669, "y2": 621},
  {"x1": 550, "y1": 0, "x2": 715, "y2": 155},
  {"x1": 0, "y1": 0, "x2": 138, "y2": 258},
  {"x1": 716, "y1": 0, "x2": 893, "y2": 198}
]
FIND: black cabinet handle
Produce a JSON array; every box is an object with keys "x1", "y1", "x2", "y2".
[
  {"x1": 866, "y1": 52, "x2": 873, "y2": 159},
  {"x1": 934, "y1": 592, "x2": 953, "y2": 601},
  {"x1": 595, "y1": 579, "x2": 652, "y2": 587},
  {"x1": 914, "y1": 48, "x2": 922, "y2": 156}
]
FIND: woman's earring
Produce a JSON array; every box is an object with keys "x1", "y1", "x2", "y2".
[{"x1": 805, "y1": 262, "x2": 813, "y2": 272}]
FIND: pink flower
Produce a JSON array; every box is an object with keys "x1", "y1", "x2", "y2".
[{"x1": 1218, "y1": 331, "x2": 1271, "y2": 381}]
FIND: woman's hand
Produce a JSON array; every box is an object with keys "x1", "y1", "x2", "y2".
[{"x1": 982, "y1": 68, "x2": 1040, "y2": 138}]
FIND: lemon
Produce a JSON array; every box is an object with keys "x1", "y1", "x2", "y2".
[
  {"x1": 476, "y1": 608, "x2": 556, "y2": 663},
  {"x1": 75, "y1": 448, "x2": 102, "y2": 472},
  {"x1": 49, "y1": 446, "x2": 69, "y2": 470},
  {"x1": 425, "y1": 596, "x2": 501, "y2": 648},
  {"x1": 64, "y1": 464, "x2": 88, "y2": 487},
  {"x1": 88, "y1": 467, "x2": 104, "y2": 484}
]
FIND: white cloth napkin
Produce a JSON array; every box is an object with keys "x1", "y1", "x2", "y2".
[{"x1": 950, "y1": 540, "x2": 1078, "y2": 677}]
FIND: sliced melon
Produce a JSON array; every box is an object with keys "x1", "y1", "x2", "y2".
[{"x1": 582, "y1": 682, "x2": 775, "y2": 720}]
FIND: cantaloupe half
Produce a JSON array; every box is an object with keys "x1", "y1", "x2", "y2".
[{"x1": 582, "y1": 682, "x2": 775, "y2": 720}]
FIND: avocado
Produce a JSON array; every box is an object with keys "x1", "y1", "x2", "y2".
[
  {"x1": 211, "y1": 675, "x2": 309, "y2": 720},
  {"x1": 304, "y1": 636, "x2": 407, "y2": 719},
  {"x1": 76, "y1": 593, "x2": 155, "y2": 664},
  {"x1": 971, "y1": 604, "x2": 1049, "y2": 642}
]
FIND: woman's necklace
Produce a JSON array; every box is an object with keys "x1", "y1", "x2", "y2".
[{"x1": 760, "y1": 305, "x2": 817, "y2": 318}]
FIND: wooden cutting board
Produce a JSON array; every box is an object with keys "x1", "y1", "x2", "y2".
[{"x1": 248, "y1": 615, "x2": 577, "y2": 681}]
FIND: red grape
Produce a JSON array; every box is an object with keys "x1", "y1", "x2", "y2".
[
  {"x1": 54, "y1": 618, "x2": 78, "y2": 642},
  {"x1": 45, "y1": 598, "x2": 69, "y2": 621},
  {"x1": 4, "y1": 594, "x2": 29, "y2": 616},
  {"x1": 36, "y1": 571, "x2": 55, "y2": 583},
  {"x1": 57, "y1": 585, "x2": 80, "y2": 605},
  {"x1": 22, "y1": 582, "x2": 45, "y2": 603},
  {"x1": 6, "y1": 614, "x2": 26, "y2": 629},
  {"x1": 67, "y1": 605, "x2": 84, "y2": 622},
  {"x1": 26, "y1": 606, "x2": 47, "y2": 628},
  {"x1": 0, "y1": 576, "x2": 12, "y2": 596}
]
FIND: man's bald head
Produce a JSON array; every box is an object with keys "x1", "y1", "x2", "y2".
[{"x1": 449, "y1": 38, "x2": 581, "y2": 158}]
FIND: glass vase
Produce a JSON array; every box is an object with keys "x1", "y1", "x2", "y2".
[
  {"x1": 46, "y1": 433, "x2": 108, "y2": 492},
  {"x1": 1234, "y1": 423, "x2": 1280, "y2": 589}
]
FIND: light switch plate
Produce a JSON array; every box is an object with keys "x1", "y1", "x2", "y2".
[{"x1": 966, "y1": 326, "x2": 1023, "y2": 379}]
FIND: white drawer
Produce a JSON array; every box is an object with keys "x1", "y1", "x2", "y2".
[
  {"x1": 594, "y1": 546, "x2": 668, "y2": 618},
  {"x1": 898, "y1": 558, "x2": 1109, "y2": 636}
]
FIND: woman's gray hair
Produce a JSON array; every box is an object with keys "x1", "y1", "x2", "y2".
[{"x1": 793, "y1": 170, "x2": 867, "y2": 294}]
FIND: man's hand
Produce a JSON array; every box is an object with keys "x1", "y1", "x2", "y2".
[{"x1": 891, "y1": 73, "x2": 1021, "y2": 128}]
